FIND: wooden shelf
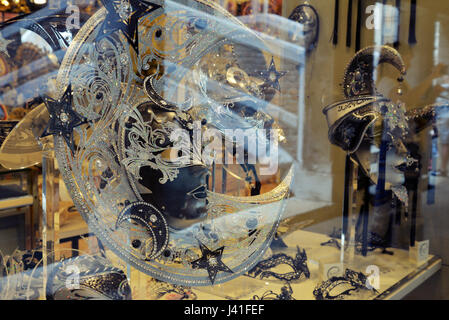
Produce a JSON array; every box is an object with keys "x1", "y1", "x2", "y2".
[
  {"x1": 0, "y1": 195, "x2": 33, "y2": 211},
  {"x1": 58, "y1": 211, "x2": 89, "y2": 240}
]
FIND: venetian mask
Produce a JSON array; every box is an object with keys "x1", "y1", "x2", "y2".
[
  {"x1": 0, "y1": 250, "x2": 131, "y2": 300},
  {"x1": 50, "y1": 1, "x2": 293, "y2": 286},
  {"x1": 324, "y1": 45, "x2": 449, "y2": 218},
  {"x1": 46, "y1": 255, "x2": 132, "y2": 300},
  {"x1": 288, "y1": 4, "x2": 320, "y2": 52},
  {"x1": 313, "y1": 269, "x2": 375, "y2": 300},
  {"x1": 247, "y1": 246, "x2": 310, "y2": 282},
  {"x1": 324, "y1": 46, "x2": 413, "y2": 200}
]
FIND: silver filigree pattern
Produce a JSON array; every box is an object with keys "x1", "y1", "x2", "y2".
[{"x1": 52, "y1": 1, "x2": 292, "y2": 286}]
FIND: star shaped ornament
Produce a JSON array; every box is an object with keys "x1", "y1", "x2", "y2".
[
  {"x1": 98, "y1": 0, "x2": 162, "y2": 54},
  {"x1": 0, "y1": 32, "x2": 13, "y2": 57},
  {"x1": 41, "y1": 85, "x2": 88, "y2": 154},
  {"x1": 191, "y1": 242, "x2": 233, "y2": 284},
  {"x1": 258, "y1": 57, "x2": 287, "y2": 92}
]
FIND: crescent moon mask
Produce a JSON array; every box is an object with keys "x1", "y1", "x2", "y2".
[{"x1": 49, "y1": 0, "x2": 293, "y2": 286}]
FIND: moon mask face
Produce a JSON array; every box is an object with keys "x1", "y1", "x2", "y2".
[
  {"x1": 139, "y1": 164, "x2": 210, "y2": 229},
  {"x1": 52, "y1": 1, "x2": 293, "y2": 286},
  {"x1": 120, "y1": 90, "x2": 210, "y2": 230}
]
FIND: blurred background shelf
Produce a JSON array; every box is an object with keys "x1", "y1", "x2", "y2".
[{"x1": 0, "y1": 166, "x2": 39, "y2": 251}]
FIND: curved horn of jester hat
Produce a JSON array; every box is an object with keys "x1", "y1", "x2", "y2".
[{"x1": 323, "y1": 45, "x2": 407, "y2": 154}]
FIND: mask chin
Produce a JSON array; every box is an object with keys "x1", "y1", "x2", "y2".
[
  {"x1": 353, "y1": 141, "x2": 406, "y2": 190},
  {"x1": 329, "y1": 111, "x2": 377, "y2": 154},
  {"x1": 353, "y1": 141, "x2": 379, "y2": 186}
]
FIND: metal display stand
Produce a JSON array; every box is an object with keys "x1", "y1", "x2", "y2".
[
  {"x1": 341, "y1": 154, "x2": 359, "y2": 263},
  {"x1": 41, "y1": 142, "x2": 60, "y2": 294}
]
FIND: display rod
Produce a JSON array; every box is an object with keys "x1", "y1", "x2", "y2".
[
  {"x1": 355, "y1": 0, "x2": 362, "y2": 52},
  {"x1": 408, "y1": 0, "x2": 417, "y2": 44},
  {"x1": 342, "y1": 154, "x2": 358, "y2": 262},
  {"x1": 41, "y1": 146, "x2": 59, "y2": 298},
  {"x1": 359, "y1": 171, "x2": 371, "y2": 257},
  {"x1": 346, "y1": 0, "x2": 353, "y2": 47},
  {"x1": 332, "y1": 0, "x2": 340, "y2": 45},
  {"x1": 394, "y1": 0, "x2": 401, "y2": 48}
]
